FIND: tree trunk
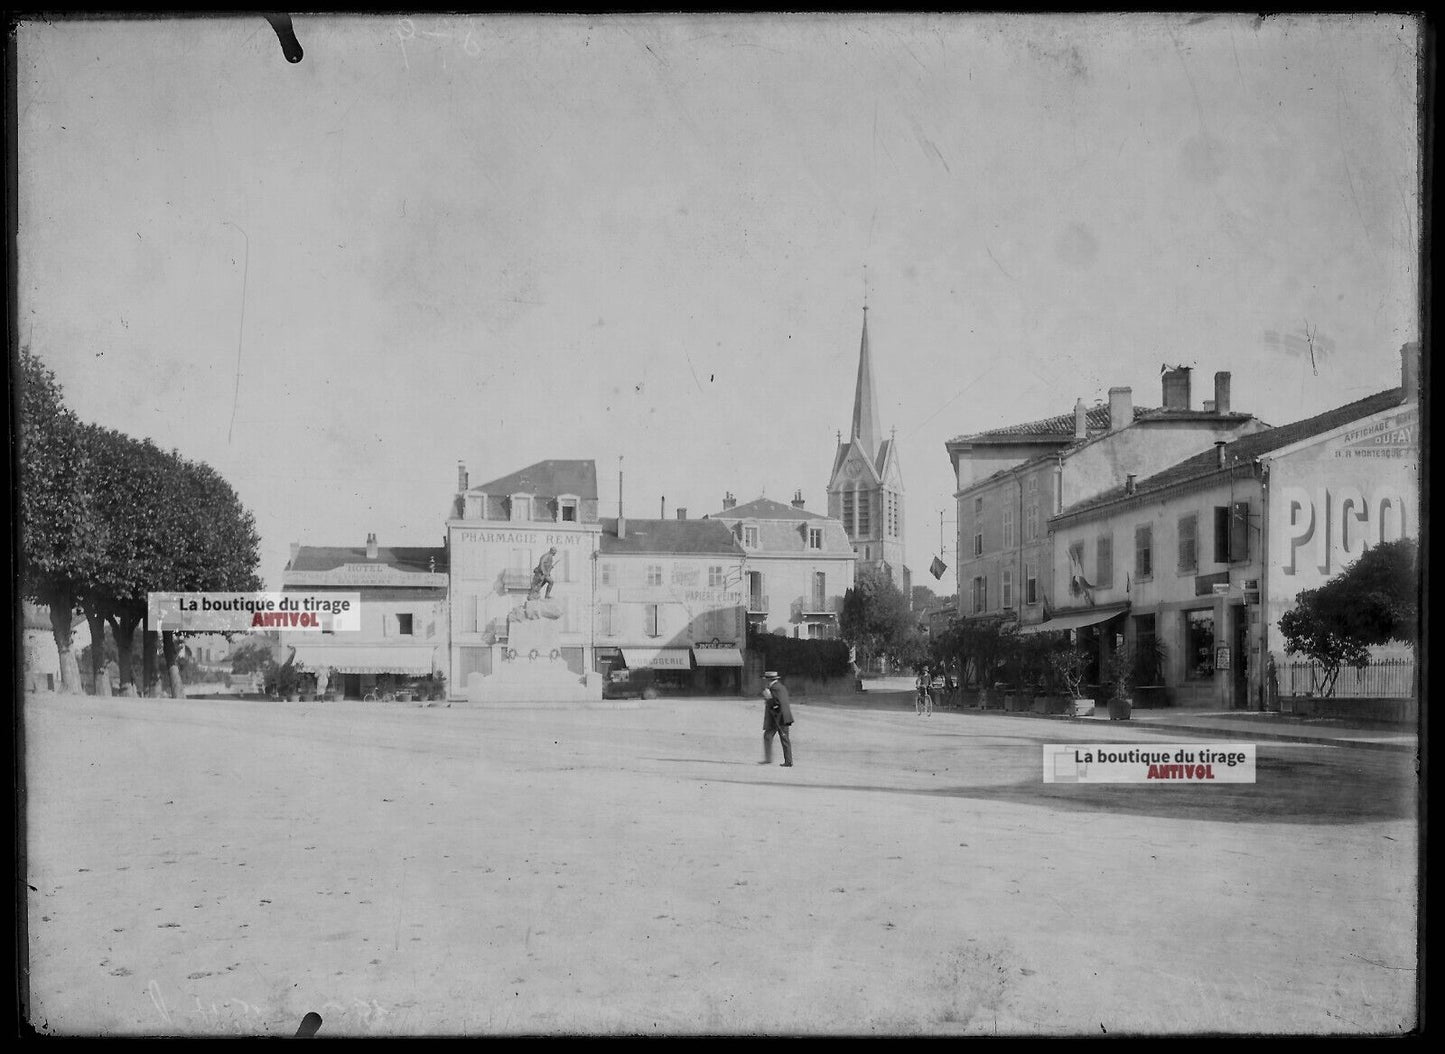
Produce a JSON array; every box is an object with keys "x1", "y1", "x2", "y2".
[
  {"x1": 162, "y1": 630, "x2": 186, "y2": 699},
  {"x1": 85, "y1": 611, "x2": 110, "y2": 696},
  {"x1": 143, "y1": 628, "x2": 159, "y2": 698},
  {"x1": 110, "y1": 613, "x2": 140, "y2": 695},
  {"x1": 47, "y1": 593, "x2": 83, "y2": 695}
]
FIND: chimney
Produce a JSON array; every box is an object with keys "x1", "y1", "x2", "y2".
[
  {"x1": 1402, "y1": 341, "x2": 1420, "y2": 403},
  {"x1": 792, "y1": 489, "x2": 806, "y2": 510},
  {"x1": 1213, "y1": 371, "x2": 1231, "y2": 415},
  {"x1": 288, "y1": 542, "x2": 300, "y2": 568},
  {"x1": 1162, "y1": 366, "x2": 1192, "y2": 410},
  {"x1": 1125, "y1": 474, "x2": 1137, "y2": 495},
  {"x1": 1215, "y1": 441, "x2": 1227, "y2": 468},
  {"x1": 366, "y1": 533, "x2": 378, "y2": 560},
  {"x1": 676, "y1": 507, "x2": 687, "y2": 520},
  {"x1": 661, "y1": 496, "x2": 666, "y2": 520},
  {"x1": 1108, "y1": 386, "x2": 1133, "y2": 432},
  {"x1": 1074, "y1": 398, "x2": 1087, "y2": 440},
  {"x1": 722, "y1": 491, "x2": 737, "y2": 511},
  {"x1": 457, "y1": 460, "x2": 468, "y2": 492},
  {"x1": 618, "y1": 462, "x2": 626, "y2": 539}
]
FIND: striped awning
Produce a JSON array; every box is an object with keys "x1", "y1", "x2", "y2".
[
  {"x1": 1017, "y1": 605, "x2": 1129, "y2": 636},
  {"x1": 691, "y1": 647, "x2": 743, "y2": 667},
  {"x1": 289, "y1": 644, "x2": 439, "y2": 675},
  {"x1": 621, "y1": 648, "x2": 691, "y2": 670}
]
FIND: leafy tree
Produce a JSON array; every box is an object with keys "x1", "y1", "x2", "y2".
[
  {"x1": 230, "y1": 638, "x2": 280, "y2": 678},
  {"x1": 73, "y1": 427, "x2": 180, "y2": 694},
  {"x1": 910, "y1": 584, "x2": 940, "y2": 613},
  {"x1": 155, "y1": 458, "x2": 263, "y2": 697},
  {"x1": 17, "y1": 347, "x2": 100, "y2": 693},
  {"x1": 1278, "y1": 538, "x2": 1418, "y2": 697},
  {"x1": 841, "y1": 567, "x2": 917, "y2": 670},
  {"x1": 75, "y1": 427, "x2": 262, "y2": 696},
  {"x1": 934, "y1": 615, "x2": 1018, "y2": 694}
]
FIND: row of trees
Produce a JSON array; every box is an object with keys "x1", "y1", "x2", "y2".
[{"x1": 18, "y1": 347, "x2": 263, "y2": 697}]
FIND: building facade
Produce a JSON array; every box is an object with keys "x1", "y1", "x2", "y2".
[
  {"x1": 594, "y1": 514, "x2": 748, "y2": 693},
  {"x1": 283, "y1": 534, "x2": 449, "y2": 699},
  {"x1": 445, "y1": 459, "x2": 603, "y2": 693},
  {"x1": 948, "y1": 368, "x2": 1269, "y2": 628},
  {"x1": 705, "y1": 493, "x2": 856, "y2": 640},
  {"x1": 826, "y1": 308, "x2": 908, "y2": 591},
  {"x1": 1046, "y1": 359, "x2": 1418, "y2": 710}
]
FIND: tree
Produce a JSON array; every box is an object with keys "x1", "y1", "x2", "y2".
[
  {"x1": 910, "y1": 584, "x2": 939, "y2": 613},
  {"x1": 1278, "y1": 538, "x2": 1418, "y2": 697},
  {"x1": 17, "y1": 347, "x2": 101, "y2": 694},
  {"x1": 841, "y1": 567, "x2": 918, "y2": 669},
  {"x1": 155, "y1": 458, "x2": 263, "y2": 698},
  {"x1": 230, "y1": 637, "x2": 281, "y2": 688},
  {"x1": 934, "y1": 616, "x2": 1017, "y2": 693},
  {"x1": 75, "y1": 427, "x2": 262, "y2": 696}
]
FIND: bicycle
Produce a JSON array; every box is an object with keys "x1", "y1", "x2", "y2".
[{"x1": 363, "y1": 689, "x2": 396, "y2": 703}]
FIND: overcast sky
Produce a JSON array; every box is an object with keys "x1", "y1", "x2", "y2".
[{"x1": 15, "y1": 13, "x2": 1421, "y2": 594}]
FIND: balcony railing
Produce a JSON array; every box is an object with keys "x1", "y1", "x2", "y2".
[{"x1": 747, "y1": 594, "x2": 769, "y2": 613}]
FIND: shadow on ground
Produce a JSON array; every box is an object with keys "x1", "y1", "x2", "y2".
[{"x1": 695, "y1": 752, "x2": 1417, "y2": 825}]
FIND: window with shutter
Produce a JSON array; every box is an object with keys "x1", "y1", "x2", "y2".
[
  {"x1": 1214, "y1": 506, "x2": 1231, "y2": 563},
  {"x1": 1230, "y1": 502, "x2": 1250, "y2": 562},
  {"x1": 1135, "y1": 524, "x2": 1153, "y2": 579},
  {"x1": 1178, "y1": 513, "x2": 1198, "y2": 573}
]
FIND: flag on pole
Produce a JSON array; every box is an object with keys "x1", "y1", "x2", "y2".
[{"x1": 929, "y1": 555, "x2": 947, "y2": 580}]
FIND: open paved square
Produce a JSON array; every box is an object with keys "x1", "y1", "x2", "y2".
[{"x1": 22, "y1": 690, "x2": 1418, "y2": 1035}]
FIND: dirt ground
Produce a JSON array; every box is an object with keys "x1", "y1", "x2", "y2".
[{"x1": 20, "y1": 688, "x2": 1419, "y2": 1036}]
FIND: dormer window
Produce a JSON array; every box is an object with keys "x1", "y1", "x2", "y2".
[
  {"x1": 807, "y1": 526, "x2": 823, "y2": 550},
  {"x1": 743, "y1": 525, "x2": 759, "y2": 548},
  {"x1": 465, "y1": 495, "x2": 484, "y2": 519},
  {"x1": 557, "y1": 495, "x2": 579, "y2": 523},
  {"x1": 510, "y1": 494, "x2": 533, "y2": 522}
]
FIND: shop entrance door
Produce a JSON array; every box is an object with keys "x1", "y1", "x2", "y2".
[{"x1": 1232, "y1": 610, "x2": 1249, "y2": 710}]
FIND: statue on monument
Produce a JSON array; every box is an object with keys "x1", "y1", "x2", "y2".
[{"x1": 529, "y1": 546, "x2": 559, "y2": 600}]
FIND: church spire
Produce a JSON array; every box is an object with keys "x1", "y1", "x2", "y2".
[{"x1": 850, "y1": 306, "x2": 882, "y2": 457}]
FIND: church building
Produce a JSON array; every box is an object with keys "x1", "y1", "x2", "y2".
[{"x1": 826, "y1": 307, "x2": 909, "y2": 594}]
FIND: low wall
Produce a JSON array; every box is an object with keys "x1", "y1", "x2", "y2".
[
  {"x1": 1282, "y1": 695, "x2": 1416, "y2": 724},
  {"x1": 770, "y1": 674, "x2": 857, "y2": 698}
]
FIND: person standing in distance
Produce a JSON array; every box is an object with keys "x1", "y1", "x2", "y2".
[{"x1": 758, "y1": 670, "x2": 794, "y2": 767}]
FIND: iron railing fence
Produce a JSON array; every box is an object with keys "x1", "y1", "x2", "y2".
[{"x1": 1280, "y1": 656, "x2": 1415, "y2": 699}]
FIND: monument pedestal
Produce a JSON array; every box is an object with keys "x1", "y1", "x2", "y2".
[{"x1": 467, "y1": 603, "x2": 600, "y2": 703}]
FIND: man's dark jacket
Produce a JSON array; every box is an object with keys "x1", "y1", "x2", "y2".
[{"x1": 764, "y1": 678, "x2": 794, "y2": 726}]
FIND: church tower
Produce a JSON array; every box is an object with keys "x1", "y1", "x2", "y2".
[{"x1": 827, "y1": 307, "x2": 908, "y2": 591}]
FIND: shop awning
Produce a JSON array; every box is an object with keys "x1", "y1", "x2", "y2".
[
  {"x1": 289, "y1": 644, "x2": 439, "y2": 675},
  {"x1": 1017, "y1": 606, "x2": 1129, "y2": 636},
  {"x1": 621, "y1": 648, "x2": 691, "y2": 670},
  {"x1": 691, "y1": 647, "x2": 744, "y2": 667}
]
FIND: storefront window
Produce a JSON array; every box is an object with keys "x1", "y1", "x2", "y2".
[{"x1": 1185, "y1": 609, "x2": 1215, "y2": 680}]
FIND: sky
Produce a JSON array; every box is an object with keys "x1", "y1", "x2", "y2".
[{"x1": 14, "y1": 13, "x2": 1422, "y2": 595}]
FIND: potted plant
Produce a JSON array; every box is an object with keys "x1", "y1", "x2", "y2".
[
  {"x1": 1049, "y1": 647, "x2": 1094, "y2": 717},
  {"x1": 267, "y1": 661, "x2": 301, "y2": 702},
  {"x1": 1105, "y1": 647, "x2": 1134, "y2": 721}
]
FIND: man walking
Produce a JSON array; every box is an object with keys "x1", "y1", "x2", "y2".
[{"x1": 759, "y1": 670, "x2": 794, "y2": 767}]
